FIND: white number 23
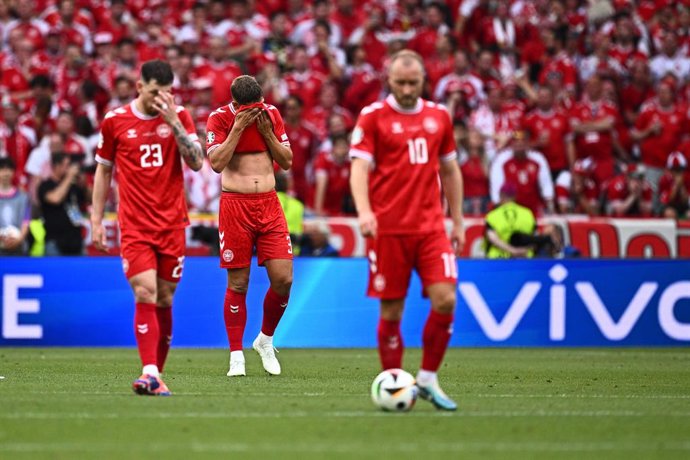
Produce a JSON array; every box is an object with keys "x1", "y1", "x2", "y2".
[{"x1": 140, "y1": 144, "x2": 163, "y2": 168}]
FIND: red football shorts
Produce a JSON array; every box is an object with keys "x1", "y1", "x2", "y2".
[
  {"x1": 366, "y1": 231, "x2": 457, "y2": 299},
  {"x1": 218, "y1": 190, "x2": 293, "y2": 268},
  {"x1": 120, "y1": 228, "x2": 186, "y2": 282}
]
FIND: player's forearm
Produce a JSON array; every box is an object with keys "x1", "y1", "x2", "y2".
[
  {"x1": 440, "y1": 161, "x2": 465, "y2": 227},
  {"x1": 350, "y1": 158, "x2": 373, "y2": 214},
  {"x1": 171, "y1": 119, "x2": 204, "y2": 171},
  {"x1": 264, "y1": 133, "x2": 293, "y2": 170},
  {"x1": 90, "y1": 164, "x2": 112, "y2": 223},
  {"x1": 209, "y1": 126, "x2": 243, "y2": 173}
]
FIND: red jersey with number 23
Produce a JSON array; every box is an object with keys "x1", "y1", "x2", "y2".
[
  {"x1": 349, "y1": 94, "x2": 457, "y2": 235},
  {"x1": 95, "y1": 101, "x2": 199, "y2": 231}
]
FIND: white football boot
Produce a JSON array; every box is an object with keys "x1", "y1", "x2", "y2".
[
  {"x1": 252, "y1": 332, "x2": 281, "y2": 375},
  {"x1": 227, "y1": 350, "x2": 246, "y2": 377}
]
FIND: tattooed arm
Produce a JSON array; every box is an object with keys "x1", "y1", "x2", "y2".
[{"x1": 153, "y1": 91, "x2": 204, "y2": 172}]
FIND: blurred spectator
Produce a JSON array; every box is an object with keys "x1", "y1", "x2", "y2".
[
  {"x1": 555, "y1": 159, "x2": 600, "y2": 215},
  {"x1": 275, "y1": 171, "x2": 304, "y2": 254},
  {"x1": 433, "y1": 49, "x2": 484, "y2": 109},
  {"x1": 4, "y1": 0, "x2": 48, "y2": 52},
  {"x1": 284, "y1": 45, "x2": 325, "y2": 109},
  {"x1": 282, "y1": 95, "x2": 318, "y2": 205},
  {"x1": 568, "y1": 75, "x2": 620, "y2": 186},
  {"x1": 579, "y1": 32, "x2": 626, "y2": 83},
  {"x1": 658, "y1": 151, "x2": 690, "y2": 219},
  {"x1": 303, "y1": 82, "x2": 353, "y2": 141},
  {"x1": 649, "y1": 30, "x2": 690, "y2": 83},
  {"x1": 25, "y1": 133, "x2": 65, "y2": 204},
  {"x1": 605, "y1": 163, "x2": 653, "y2": 217},
  {"x1": 331, "y1": 0, "x2": 363, "y2": 43},
  {"x1": 194, "y1": 37, "x2": 242, "y2": 107},
  {"x1": 42, "y1": 0, "x2": 94, "y2": 55},
  {"x1": 342, "y1": 46, "x2": 382, "y2": 115},
  {"x1": 347, "y1": 4, "x2": 388, "y2": 71},
  {"x1": 307, "y1": 20, "x2": 346, "y2": 81},
  {"x1": 0, "y1": 158, "x2": 31, "y2": 255},
  {"x1": 469, "y1": 82, "x2": 514, "y2": 162},
  {"x1": 300, "y1": 218, "x2": 339, "y2": 257},
  {"x1": 312, "y1": 133, "x2": 352, "y2": 217},
  {"x1": 106, "y1": 76, "x2": 136, "y2": 112},
  {"x1": 484, "y1": 182, "x2": 536, "y2": 259},
  {"x1": 53, "y1": 43, "x2": 91, "y2": 110},
  {"x1": 459, "y1": 128, "x2": 489, "y2": 216},
  {"x1": 184, "y1": 155, "x2": 220, "y2": 214},
  {"x1": 407, "y1": 2, "x2": 449, "y2": 59},
  {"x1": 0, "y1": 97, "x2": 37, "y2": 188},
  {"x1": 262, "y1": 10, "x2": 292, "y2": 72},
  {"x1": 38, "y1": 152, "x2": 87, "y2": 255},
  {"x1": 424, "y1": 33, "x2": 456, "y2": 95},
  {"x1": 522, "y1": 86, "x2": 573, "y2": 178},
  {"x1": 619, "y1": 59, "x2": 654, "y2": 126},
  {"x1": 291, "y1": 0, "x2": 342, "y2": 48},
  {"x1": 631, "y1": 81, "x2": 685, "y2": 201},
  {"x1": 490, "y1": 130, "x2": 555, "y2": 216}
]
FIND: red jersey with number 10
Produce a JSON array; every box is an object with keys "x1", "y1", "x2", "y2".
[
  {"x1": 95, "y1": 101, "x2": 199, "y2": 231},
  {"x1": 349, "y1": 95, "x2": 457, "y2": 235}
]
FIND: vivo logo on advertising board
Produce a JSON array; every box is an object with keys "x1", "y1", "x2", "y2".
[{"x1": 459, "y1": 264, "x2": 690, "y2": 342}]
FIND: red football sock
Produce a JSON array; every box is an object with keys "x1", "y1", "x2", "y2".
[
  {"x1": 134, "y1": 302, "x2": 159, "y2": 367},
  {"x1": 377, "y1": 318, "x2": 403, "y2": 370},
  {"x1": 224, "y1": 289, "x2": 247, "y2": 351},
  {"x1": 156, "y1": 307, "x2": 173, "y2": 372},
  {"x1": 261, "y1": 288, "x2": 289, "y2": 336},
  {"x1": 421, "y1": 310, "x2": 454, "y2": 372}
]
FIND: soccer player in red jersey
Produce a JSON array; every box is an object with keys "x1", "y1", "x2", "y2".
[
  {"x1": 350, "y1": 50, "x2": 465, "y2": 411},
  {"x1": 206, "y1": 75, "x2": 293, "y2": 377},
  {"x1": 90, "y1": 60, "x2": 204, "y2": 396}
]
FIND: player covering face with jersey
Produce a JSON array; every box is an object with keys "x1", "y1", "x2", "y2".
[
  {"x1": 91, "y1": 60, "x2": 204, "y2": 396},
  {"x1": 350, "y1": 50, "x2": 466, "y2": 411},
  {"x1": 206, "y1": 75, "x2": 294, "y2": 377}
]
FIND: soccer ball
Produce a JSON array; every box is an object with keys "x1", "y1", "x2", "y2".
[{"x1": 370, "y1": 368, "x2": 418, "y2": 412}]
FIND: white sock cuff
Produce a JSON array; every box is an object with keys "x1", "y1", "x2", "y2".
[
  {"x1": 416, "y1": 370, "x2": 437, "y2": 386},
  {"x1": 142, "y1": 364, "x2": 160, "y2": 377}
]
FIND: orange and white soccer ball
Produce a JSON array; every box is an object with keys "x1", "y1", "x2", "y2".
[{"x1": 370, "y1": 368, "x2": 418, "y2": 412}]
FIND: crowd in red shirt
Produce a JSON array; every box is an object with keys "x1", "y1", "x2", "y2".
[{"x1": 1, "y1": 0, "x2": 690, "y2": 221}]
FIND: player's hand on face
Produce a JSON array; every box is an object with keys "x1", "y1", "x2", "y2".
[
  {"x1": 153, "y1": 91, "x2": 176, "y2": 123},
  {"x1": 256, "y1": 111, "x2": 274, "y2": 137},
  {"x1": 233, "y1": 108, "x2": 261, "y2": 131},
  {"x1": 91, "y1": 222, "x2": 108, "y2": 253},
  {"x1": 358, "y1": 210, "x2": 377, "y2": 238}
]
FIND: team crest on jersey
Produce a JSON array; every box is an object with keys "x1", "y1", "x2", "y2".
[
  {"x1": 423, "y1": 117, "x2": 439, "y2": 134},
  {"x1": 122, "y1": 258, "x2": 129, "y2": 274},
  {"x1": 223, "y1": 249, "x2": 234, "y2": 263},
  {"x1": 207, "y1": 131, "x2": 215, "y2": 144},
  {"x1": 157, "y1": 124, "x2": 171, "y2": 138},
  {"x1": 351, "y1": 126, "x2": 363, "y2": 145},
  {"x1": 373, "y1": 274, "x2": 386, "y2": 292}
]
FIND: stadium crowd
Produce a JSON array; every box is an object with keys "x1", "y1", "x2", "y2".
[{"x1": 2, "y1": 0, "x2": 690, "y2": 255}]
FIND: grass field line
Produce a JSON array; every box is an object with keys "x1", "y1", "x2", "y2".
[
  {"x1": 4, "y1": 409, "x2": 690, "y2": 419},
  {"x1": 475, "y1": 393, "x2": 690, "y2": 399},
  {"x1": 1, "y1": 441, "x2": 690, "y2": 454}
]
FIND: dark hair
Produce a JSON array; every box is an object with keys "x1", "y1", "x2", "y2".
[
  {"x1": 231, "y1": 75, "x2": 263, "y2": 105},
  {"x1": 285, "y1": 95, "x2": 303, "y2": 107},
  {"x1": 51, "y1": 152, "x2": 68, "y2": 166},
  {"x1": 0, "y1": 157, "x2": 16, "y2": 170},
  {"x1": 141, "y1": 60, "x2": 174, "y2": 86},
  {"x1": 313, "y1": 19, "x2": 331, "y2": 36},
  {"x1": 30, "y1": 74, "x2": 53, "y2": 89}
]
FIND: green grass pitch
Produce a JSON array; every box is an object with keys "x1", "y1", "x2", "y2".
[{"x1": 1, "y1": 348, "x2": 689, "y2": 459}]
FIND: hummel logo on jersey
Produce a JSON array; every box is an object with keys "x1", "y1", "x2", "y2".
[
  {"x1": 137, "y1": 324, "x2": 149, "y2": 334},
  {"x1": 230, "y1": 305, "x2": 240, "y2": 314},
  {"x1": 127, "y1": 129, "x2": 137, "y2": 138},
  {"x1": 220, "y1": 240, "x2": 225, "y2": 250},
  {"x1": 219, "y1": 231, "x2": 225, "y2": 240},
  {"x1": 280, "y1": 302, "x2": 288, "y2": 308},
  {"x1": 392, "y1": 122, "x2": 404, "y2": 134}
]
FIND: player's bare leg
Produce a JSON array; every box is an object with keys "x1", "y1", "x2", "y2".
[
  {"x1": 378, "y1": 299, "x2": 405, "y2": 370},
  {"x1": 415, "y1": 282, "x2": 457, "y2": 411},
  {"x1": 253, "y1": 259, "x2": 292, "y2": 375},
  {"x1": 225, "y1": 268, "x2": 250, "y2": 376},
  {"x1": 156, "y1": 278, "x2": 178, "y2": 373},
  {"x1": 130, "y1": 269, "x2": 171, "y2": 396}
]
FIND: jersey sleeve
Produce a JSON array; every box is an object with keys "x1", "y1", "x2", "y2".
[
  {"x1": 95, "y1": 114, "x2": 116, "y2": 166},
  {"x1": 270, "y1": 106, "x2": 290, "y2": 146},
  {"x1": 205, "y1": 108, "x2": 229, "y2": 156},
  {"x1": 439, "y1": 109, "x2": 458, "y2": 162},
  {"x1": 178, "y1": 108, "x2": 200, "y2": 143},
  {"x1": 349, "y1": 107, "x2": 378, "y2": 163}
]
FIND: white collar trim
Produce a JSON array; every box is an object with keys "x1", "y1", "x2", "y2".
[{"x1": 386, "y1": 94, "x2": 423, "y2": 114}]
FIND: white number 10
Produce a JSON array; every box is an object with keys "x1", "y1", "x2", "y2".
[
  {"x1": 407, "y1": 137, "x2": 428, "y2": 164},
  {"x1": 140, "y1": 144, "x2": 163, "y2": 168}
]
